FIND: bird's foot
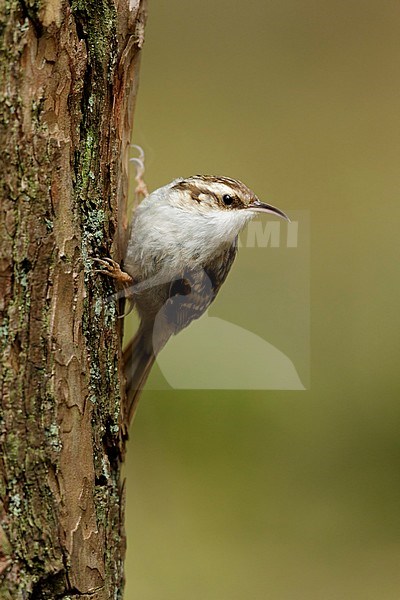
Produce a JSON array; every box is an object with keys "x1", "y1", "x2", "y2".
[{"x1": 93, "y1": 257, "x2": 134, "y2": 285}]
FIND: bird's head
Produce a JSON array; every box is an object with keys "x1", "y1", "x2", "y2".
[{"x1": 169, "y1": 175, "x2": 290, "y2": 222}]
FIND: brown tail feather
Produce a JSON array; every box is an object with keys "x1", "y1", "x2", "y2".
[{"x1": 123, "y1": 327, "x2": 155, "y2": 423}]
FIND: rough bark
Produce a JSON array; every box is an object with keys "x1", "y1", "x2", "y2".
[{"x1": 0, "y1": 0, "x2": 146, "y2": 597}]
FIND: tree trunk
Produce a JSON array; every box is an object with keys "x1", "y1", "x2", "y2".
[{"x1": 0, "y1": 1, "x2": 146, "y2": 597}]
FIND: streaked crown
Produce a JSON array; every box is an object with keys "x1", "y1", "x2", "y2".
[
  {"x1": 169, "y1": 174, "x2": 289, "y2": 222},
  {"x1": 171, "y1": 175, "x2": 257, "y2": 210}
]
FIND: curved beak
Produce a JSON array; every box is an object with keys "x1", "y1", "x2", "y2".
[{"x1": 247, "y1": 199, "x2": 290, "y2": 222}]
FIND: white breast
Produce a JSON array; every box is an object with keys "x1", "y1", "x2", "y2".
[{"x1": 125, "y1": 182, "x2": 254, "y2": 281}]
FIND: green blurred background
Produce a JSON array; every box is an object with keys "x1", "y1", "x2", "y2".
[{"x1": 124, "y1": 1, "x2": 400, "y2": 598}]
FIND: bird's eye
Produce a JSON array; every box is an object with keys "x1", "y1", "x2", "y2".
[{"x1": 222, "y1": 194, "x2": 234, "y2": 206}]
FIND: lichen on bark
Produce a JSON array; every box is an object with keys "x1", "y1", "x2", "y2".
[{"x1": 0, "y1": 0, "x2": 146, "y2": 597}]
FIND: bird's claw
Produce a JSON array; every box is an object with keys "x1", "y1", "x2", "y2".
[{"x1": 93, "y1": 257, "x2": 134, "y2": 285}]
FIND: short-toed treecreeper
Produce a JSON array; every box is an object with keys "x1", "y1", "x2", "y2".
[{"x1": 95, "y1": 174, "x2": 289, "y2": 421}]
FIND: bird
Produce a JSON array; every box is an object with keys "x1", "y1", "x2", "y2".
[{"x1": 95, "y1": 174, "x2": 289, "y2": 422}]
